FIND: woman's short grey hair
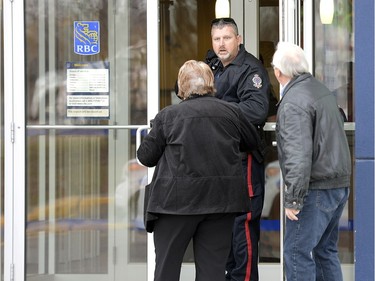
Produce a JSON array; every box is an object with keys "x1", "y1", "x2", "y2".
[
  {"x1": 272, "y1": 42, "x2": 309, "y2": 78},
  {"x1": 177, "y1": 60, "x2": 215, "y2": 100}
]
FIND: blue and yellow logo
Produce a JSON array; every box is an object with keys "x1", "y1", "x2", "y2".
[{"x1": 74, "y1": 21, "x2": 100, "y2": 55}]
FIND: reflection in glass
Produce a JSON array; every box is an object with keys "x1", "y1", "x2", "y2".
[
  {"x1": 260, "y1": 131, "x2": 281, "y2": 263},
  {"x1": 26, "y1": 131, "x2": 148, "y2": 274},
  {"x1": 259, "y1": 2, "x2": 280, "y2": 263},
  {"x1": 26, "y1": 132, "x2": 110, "y2": 274},
  {"x1": 25, "y1": 0, "x2": 147, "y2": 126},
  {"x1": 314, "y1": 0, "x2": 354, "y2": 121}
]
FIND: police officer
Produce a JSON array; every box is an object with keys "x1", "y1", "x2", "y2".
[{"x1": 207, "y1": 18, "x2": 271, "y2": 281}]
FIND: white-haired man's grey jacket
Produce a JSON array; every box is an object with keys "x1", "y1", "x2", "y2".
[{"x1": 276, "y1": 73, "x2": 351, "y2": 210}]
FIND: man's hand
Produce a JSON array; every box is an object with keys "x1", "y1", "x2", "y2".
[{"x1": 285, "y1": 208, "x2": 300, "y2": 221}]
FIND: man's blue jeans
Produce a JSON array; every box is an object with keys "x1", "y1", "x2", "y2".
[{"x1": 284, "y1": 187, "x2": 350, "y2": 281}]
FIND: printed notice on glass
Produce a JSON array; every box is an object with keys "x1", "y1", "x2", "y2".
[{"x1": 66, "y1": 61, "x2": 110, "y2": 118}]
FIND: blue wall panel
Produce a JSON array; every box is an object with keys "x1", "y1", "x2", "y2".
[
  {"x1": 354, "y1": 0, "x2": 375, "y2": 280},
  {"x1": 354, "y1": 161, "x2": 375, "y2": 280},
  {"x1": 355, "y1": 0, "x2": 374, "y2": 158}
]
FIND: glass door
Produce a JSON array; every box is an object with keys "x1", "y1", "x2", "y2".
[{"x1": 4, "y1": 0, "x2": 155, "y2": 281}]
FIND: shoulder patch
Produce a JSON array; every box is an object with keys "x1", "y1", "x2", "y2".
[{"x1": 252, "y1": 74, "x2": 263, "y2": 89}]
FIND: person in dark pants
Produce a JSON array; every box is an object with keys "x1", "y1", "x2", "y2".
[
  {"x1": 206, "y1": 18, "x2": 271, "y2": 281},
  {"x1": 137, "y1": 60, "x2": 264, "y2": 281},
  {"x1": 272, "y1": 42, "x2": 351, "y2": 281}
]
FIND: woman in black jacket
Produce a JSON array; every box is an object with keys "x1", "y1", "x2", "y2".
[{"x1": 137, "y1": 60, "x2": 262, "y2": 281}]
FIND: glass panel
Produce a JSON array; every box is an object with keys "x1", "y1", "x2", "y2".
[
  {"x1": 159, "y1": 0, "x2": 215, "y2": 108},
  {"x1": 260, "y1": 130, "x2": 281, "y2": 263},
  {"x1": 26, "y1": 130, "x2": 110, "y2": 274},
  {"x1": 314, "y1": 0, "x2": 354, "y2": 263},
  {"x1": 259, "y1": 0, "x2": 280, "y2": 263},
  {"x1": 340, "y1": 130, "x2": 354, "y2": 263},
  {"x1": 314, "y1": 0, "x2": 354, "y2": 122},
  {"x1": 25, "y1": 0, "x2": 147, "y2": 126},
  {"x1": 25, "y1": 0, "x2": 148, "y2": 279},
  {"x1": 260, "y1": 1, "x2": 280, "y2": 103}
]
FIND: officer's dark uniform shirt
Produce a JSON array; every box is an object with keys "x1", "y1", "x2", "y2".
[{"x1": 206, "y1": 45, "x2": 271, "y2": 126}]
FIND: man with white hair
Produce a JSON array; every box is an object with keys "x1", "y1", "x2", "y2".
[{"x1": 272, "y1": 42, "x2": 351, "y2": 281}]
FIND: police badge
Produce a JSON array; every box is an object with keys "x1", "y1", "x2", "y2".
[{"x1": 252, "y1": 74, "x2": 263, "y2": 89}]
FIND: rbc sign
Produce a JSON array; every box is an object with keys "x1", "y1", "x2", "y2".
[{"x1": 74, "y1": 21, "x2": 100, "y2": 55}]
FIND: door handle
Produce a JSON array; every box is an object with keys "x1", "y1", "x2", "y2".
[{"x1": 135, "y1": 125, "x2": 151, "y2": 165}]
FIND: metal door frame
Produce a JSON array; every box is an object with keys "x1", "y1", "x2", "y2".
[
  {"x1": 146, "y1": 1, "x2": 159, "y2": 280},
  {"x1": 4, "y1": 0, "x2": 26, "y2": 280}
]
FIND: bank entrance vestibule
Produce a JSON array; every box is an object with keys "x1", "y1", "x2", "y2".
[{"x1": 2, "y1": 1, "x2": 355, "y2": 280}]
